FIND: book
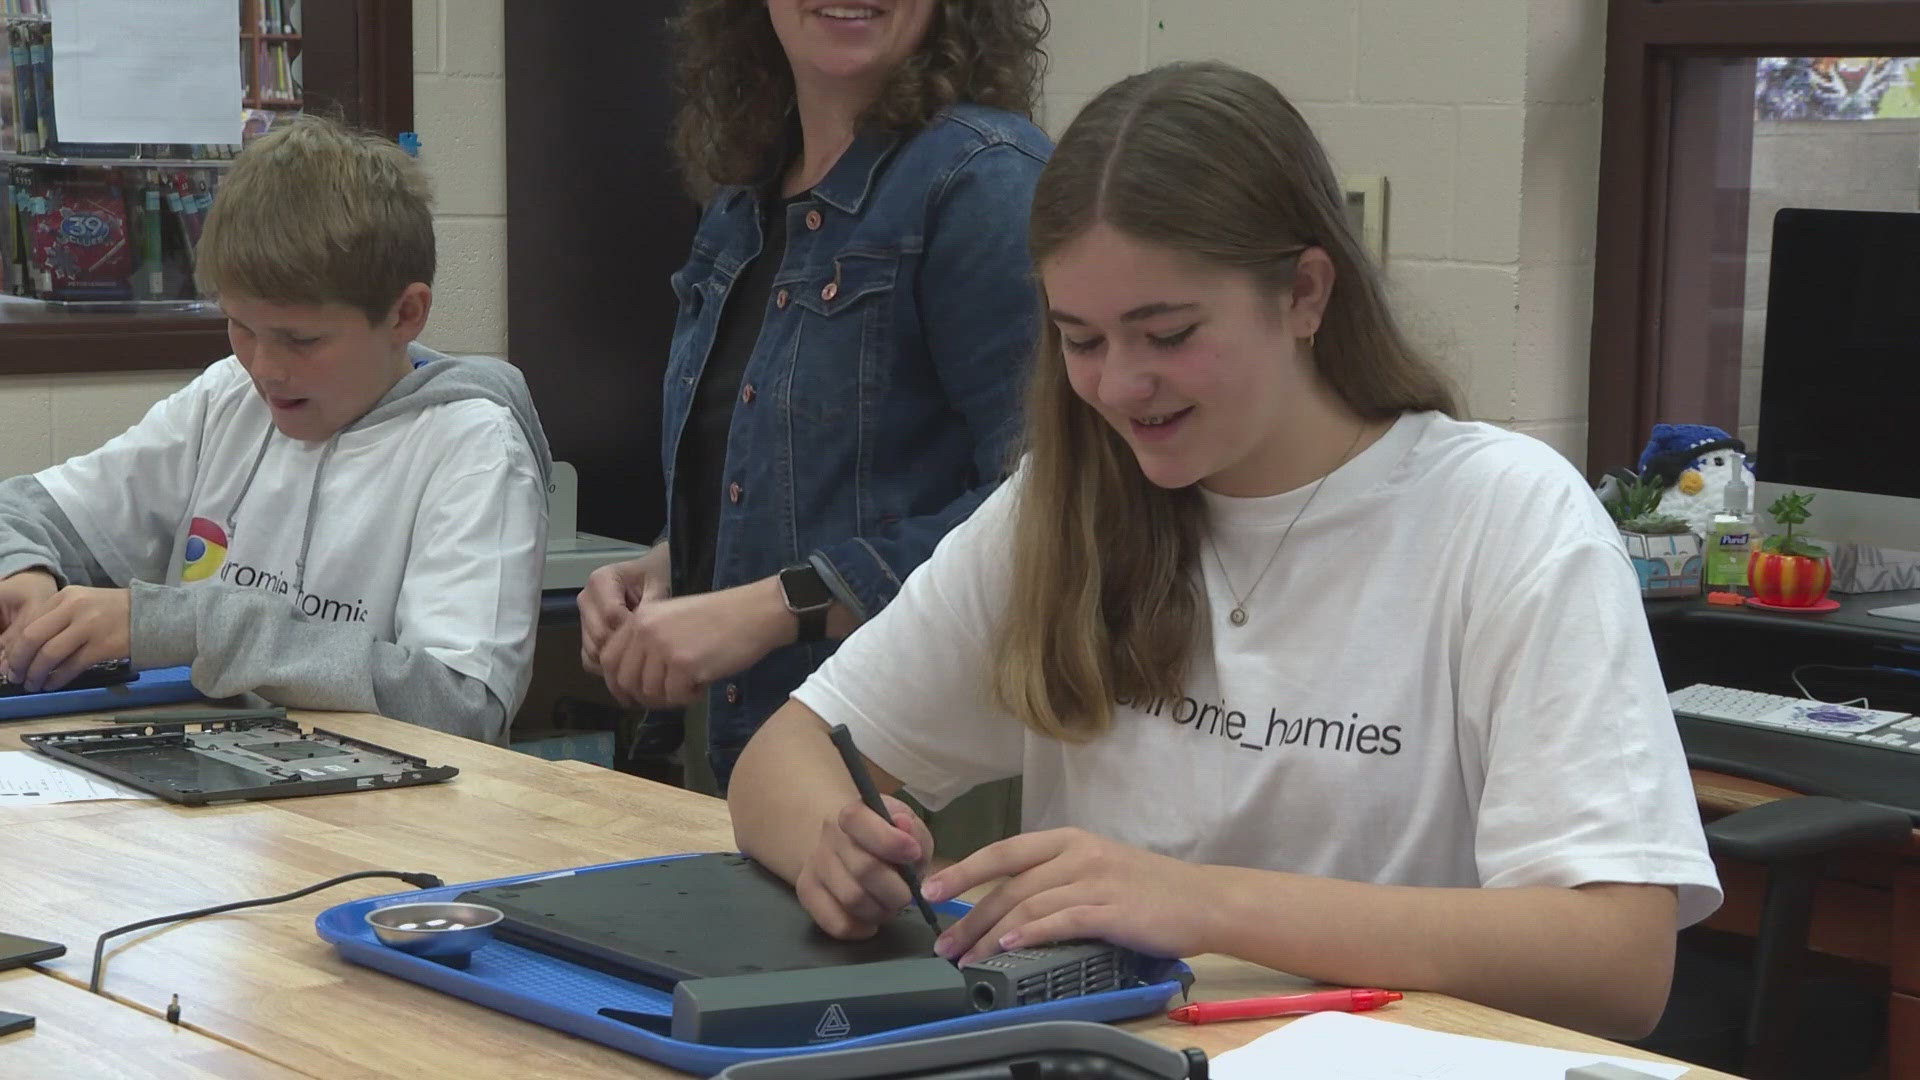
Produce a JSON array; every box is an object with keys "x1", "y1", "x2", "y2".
[
  {"x1": 9, "y1": 22, "x2": 37, "y2": 154},
  {"x1": 0, "y1": 27, "x2": 13, "y2": 153},
  {"x1": 135, "y1": 177, "x2": 161, "y2": 298},
  {"x1": 0, "y1": 167, "x2": 18, "y2": 293},
  {"x1": 26, "y1": 176, "x2": 134, "y2": 300},
  {"x1": 25, "y1": 18, "x2": 47, "y2": 149}
]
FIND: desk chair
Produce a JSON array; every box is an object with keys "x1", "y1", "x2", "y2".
[{"x1": 1639, "y1": 793, "x2": 1911, "y2": 1078}]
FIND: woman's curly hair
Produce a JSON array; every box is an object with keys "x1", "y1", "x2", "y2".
[{"x1": 670, "y1": 1, "x2": 1049, "y2": 195}]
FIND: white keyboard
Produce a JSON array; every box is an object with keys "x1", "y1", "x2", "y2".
[{"x1": 1669, "y1": 683, "x2": 1920, "y2": 753}]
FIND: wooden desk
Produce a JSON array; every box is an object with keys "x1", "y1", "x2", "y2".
[
  {"x1": 0, "y1": 711, "x2": 1730, "y2": 1077},
  {"x1": 1692, "y1": 768, "x2": 1920, "y2": 1080},
  {"x1": 0, "y1": 967, "x2": 309, "y2": 1078}
]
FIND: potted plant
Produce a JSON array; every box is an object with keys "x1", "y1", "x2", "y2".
[
  {"x1": 1748, "y1": 491, "x2": 1832, "y2": 607},
  {"x1": 1604, "y1": 474, "x2": 1703, "y2": 599}
]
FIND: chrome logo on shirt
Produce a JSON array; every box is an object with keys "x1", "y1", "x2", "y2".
[{"x1": 182, "y1": 518, "x2": 229, "y2": 582}]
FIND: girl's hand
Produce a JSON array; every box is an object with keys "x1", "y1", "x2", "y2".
[
  {"x1": 796, "y1": 794, "x2": 936, "y2": 940},
  {"x1": 923, "y1": 828, "x2": 1217, "y2": 965}
]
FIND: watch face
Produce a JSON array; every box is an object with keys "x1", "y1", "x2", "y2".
[{"x1": 781, "y1": 566, "x2": 834, "y2": 611}]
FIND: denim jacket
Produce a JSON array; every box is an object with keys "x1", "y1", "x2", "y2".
[{"x1": 662, "y1": 103, "x2": 1051, "y2": 784}]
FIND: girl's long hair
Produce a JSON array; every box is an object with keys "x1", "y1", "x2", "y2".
[{"x1": 993, "y1": 62, "x2": 1458, "y2": 741}]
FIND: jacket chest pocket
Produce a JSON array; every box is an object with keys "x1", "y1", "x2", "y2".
[
  {"x1": 667, "y1": 245, "x2": 726, "y2": 386},
  {"x1": 783, "y1": 250, "x2": 900, "y2": 424}
]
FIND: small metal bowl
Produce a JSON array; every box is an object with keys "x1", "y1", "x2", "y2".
[{"x1": 364, "y1": 901, "x2": 503, "y2": 959}]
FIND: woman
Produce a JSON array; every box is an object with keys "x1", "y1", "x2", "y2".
[
  {"x1": 728, "y1": 62, "x2": 1720, "y2": 1037},
  {"x1": 578, "y1": 1, "x2": 1052, "y2": 792}
]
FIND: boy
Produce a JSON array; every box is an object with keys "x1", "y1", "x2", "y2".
[{"x1": 0, "y1": 115, "x2": 550, "y2": 744}]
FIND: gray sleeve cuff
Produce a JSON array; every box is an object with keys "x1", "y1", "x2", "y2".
[
  {"x1": 127, "y1": 579, "x2": 511, "y2": 744},
  {"x1": 129, "y1": 580, "x2": 199, "y2": 669},
  {"x1": 0, "y1": 557, "x2": 65, "y2": 589}
]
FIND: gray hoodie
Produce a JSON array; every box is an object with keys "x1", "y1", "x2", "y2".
[{"x1": 0, "y1": 344, "x2": 552, "y2": 743}]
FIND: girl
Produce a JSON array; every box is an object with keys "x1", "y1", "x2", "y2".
[{"x1": 728, "y1": 61, "x2": 1719, "y2": 1038}]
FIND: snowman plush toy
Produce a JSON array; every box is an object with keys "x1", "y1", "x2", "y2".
[{"x1": 1636, "y1": 423, "x2": 1755, "y2": 536}]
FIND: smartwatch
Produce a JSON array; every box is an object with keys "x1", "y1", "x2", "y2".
[{"x1": 778, "y1": 563, "x2": 834, "y2": 644}]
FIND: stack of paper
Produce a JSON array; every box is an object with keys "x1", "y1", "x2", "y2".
[
  {"x1": 0, "y1": 750, "x2": 155, "y2": 803},
  {"x1": 1210, "y1": 1012, "x2": 1688, "y2": 1080}
]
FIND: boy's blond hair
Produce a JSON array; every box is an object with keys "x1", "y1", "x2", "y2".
[{"x1": 195, "y1": 114, "x2": 434, "y2": 324}]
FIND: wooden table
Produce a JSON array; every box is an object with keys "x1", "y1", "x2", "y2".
[
  {"x1": 0, "y1": 968, "x2": 306, "y2": 1078},
  {"x1": 0, "y1": 711, "x2": 1733, "y2": 1078}
]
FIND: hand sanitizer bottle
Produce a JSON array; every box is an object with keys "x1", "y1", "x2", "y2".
[{"x1": 1705, "y1": 452, "x2": 1755, "y2": 596}]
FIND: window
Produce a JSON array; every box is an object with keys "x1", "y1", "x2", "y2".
[
  {"x1": 0, "y1": 0, "x2": 412, "y2": 376},
  {"x1": 1588, "y1": 0, "x2": 1920, "y2": 474}
]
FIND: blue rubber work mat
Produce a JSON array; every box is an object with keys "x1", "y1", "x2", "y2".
[
  {"x1": 0, "y1": 665, "x2": 199, "y2": 721},
  {"x1": 316, "y1": 854, "x2": 1191, "y2": 1076}
]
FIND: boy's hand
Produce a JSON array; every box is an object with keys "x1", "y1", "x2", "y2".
[
  {"x1": 0, "y1": 586, "x2": 132, "y2": 691},
  {"x1": 922, "y1": 828, "x2": 1215, "y2": 966},
  {"x1": 578, "y1": 545, "x2": 670, "y2": 676},
  {"x1": 0, "y1": 569, "x2": 58, "y2": 634},
  {"x1": 600, "y1": 577, "x2": 795, "y2": 708}
]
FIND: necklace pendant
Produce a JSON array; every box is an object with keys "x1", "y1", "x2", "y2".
[{"x1": 1229, "y1": 606, "x2": 1248, "y2": 626}]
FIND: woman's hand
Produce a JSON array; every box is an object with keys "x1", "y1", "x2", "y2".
[
  {"x1": 599, "y1": 577, "x2": 797, "y2": 708},
  {"x1": 795, "y1": 793, "x2": 936, "y2": 940},
  {"x1": 578, "y1": 545, "x2": 670, "y2": 675},
  {"x1": 922, "y1": 828, "x2": 1218, "y2": 965}
]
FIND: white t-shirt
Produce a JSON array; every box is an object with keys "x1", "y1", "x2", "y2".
[{"x1": 794, "y1": 411, "x2": 1722, "y2": 926}]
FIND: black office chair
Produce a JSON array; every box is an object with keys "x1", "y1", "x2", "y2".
[{"x1": 1636, "y1": 794, "x2": 1911, "y2": 1078}]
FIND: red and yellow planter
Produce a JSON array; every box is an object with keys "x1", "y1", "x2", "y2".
[{"x1": 1747, "y1": 550, "x2": 1833, "y2": 607}]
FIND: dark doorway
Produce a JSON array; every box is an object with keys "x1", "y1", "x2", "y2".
[{"x1": 506, "y1": 1, "x2": 696, "y2": 543}]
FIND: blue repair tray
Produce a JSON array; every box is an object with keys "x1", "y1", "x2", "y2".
[
  {"x1": 316, "y1": 855, "x2": 1191, "y2": 1076},
  {"x1": 0, "y1": 665, "x2": 199, "y2": 721}
]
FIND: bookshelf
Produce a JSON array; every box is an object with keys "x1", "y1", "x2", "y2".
[
  {"x1": 0, "y1": 0, "x2": 409, "y2": 376},
  {"x1": 240, "y1": 0, "x2": 302, "y2": 109},
  {"x1": 2, "y1": 0, "x2": 289, "y2": 309}
]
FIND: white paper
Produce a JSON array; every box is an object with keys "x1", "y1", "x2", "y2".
[
  {"x1": 51, "y1": 0, "x2": 242, "y2": 145},
  {"x1": 0, "y1": 750, "x2": 156, "y2": 803},
  {"x1": 1209, "y1": 1013, "x2": 1688, "y2": 1080}
]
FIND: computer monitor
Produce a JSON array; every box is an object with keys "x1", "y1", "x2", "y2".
[{"x1": 1754, "y1": 207, "x2": 1920, "y2": 553}]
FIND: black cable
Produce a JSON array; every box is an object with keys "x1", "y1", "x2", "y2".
[{"x1": 89, "y1": 870, "x2": 444, "y2": 997}]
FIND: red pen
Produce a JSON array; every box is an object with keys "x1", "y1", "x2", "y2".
[{"x1": 1167, "y1": 987, "x2": 1402, "y2": 1024}]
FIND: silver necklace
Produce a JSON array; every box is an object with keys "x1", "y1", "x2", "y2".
[{"x1": 1208, "y1": 422, "x2": 1368, "y2": 627}]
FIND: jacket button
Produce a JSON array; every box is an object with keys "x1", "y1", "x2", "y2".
[
  {"x1": 725, "y1": 684, "x2": 740, "y2": 705},
  {"x1": 821, "y1": 281, "x2": 838, "y2": 302},
  {"x1": 776, "y1": 289, "x2": 789, "y2": 309},
  {"x1": 728, "y1": 482, "x2": 742, "y2": 504},
  {"x1": 804, "y1": 209, "x2": 822, "y2": 231},
  {"x1": 740, "y1": 383, "x2": 756, "y2": 404}
]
